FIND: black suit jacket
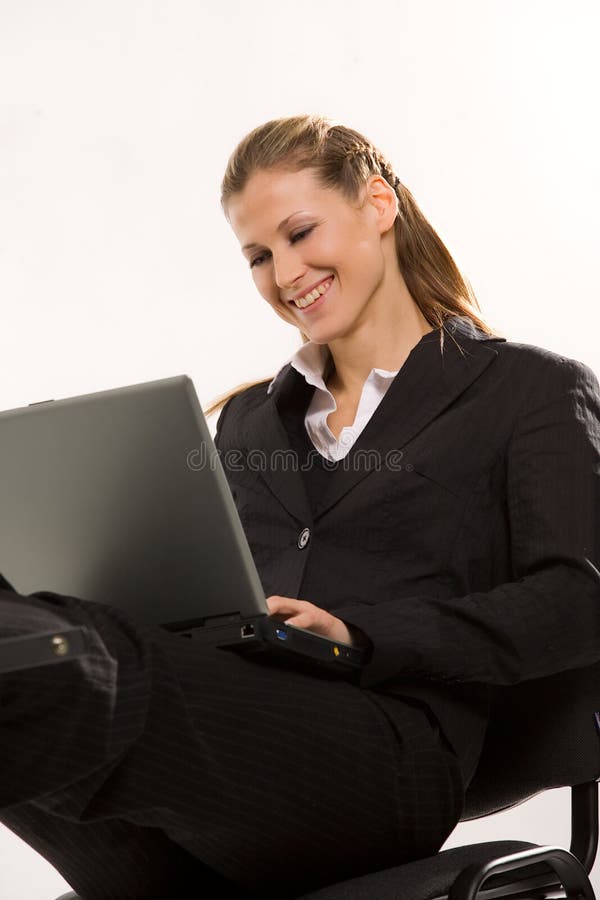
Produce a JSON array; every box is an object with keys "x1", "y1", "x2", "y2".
[
  {"x1": 214, "y1": 315, "x2": 600, "y2": 777},
  {"x1": 1, "y1": 315, "x2": 599, "y2": 900}
]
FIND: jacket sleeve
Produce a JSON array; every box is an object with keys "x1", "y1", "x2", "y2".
[{"x1": 333, "y1": 356, "x2": 600, "y2": 689}]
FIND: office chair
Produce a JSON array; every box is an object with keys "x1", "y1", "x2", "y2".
[
  {"x1": 49, "y1": 660, "x2": 600, "y2": 899},
  {"x1": 53, "y1": 659, "x2": 600, "y2": 899},
  {"x1": 295, "y1": 660, "x2": 600, "y2": 900}
]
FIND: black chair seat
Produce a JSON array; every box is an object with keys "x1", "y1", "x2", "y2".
[
  {"x1": 53, "y1": 839, "x2": 541, "y2": 900},
  {"x1": 297, "y1": 840, "x2": 538, "y2": 899}
]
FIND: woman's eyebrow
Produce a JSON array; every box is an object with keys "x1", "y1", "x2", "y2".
[{"x1": 242, "y1": 211, "x2": 306, "y2": 251}]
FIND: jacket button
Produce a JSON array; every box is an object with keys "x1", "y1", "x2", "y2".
[{"x1": 297, "y1": 527, "x2": 311, "y2": 549}]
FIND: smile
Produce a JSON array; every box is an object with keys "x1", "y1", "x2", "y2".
[{"x1": 290, "y1": 276, "x2": 334, "y2": 310}]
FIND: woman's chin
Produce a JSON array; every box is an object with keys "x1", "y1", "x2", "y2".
[{"x1": 306, "y1": 324, "x2": 349, "y2": 345}]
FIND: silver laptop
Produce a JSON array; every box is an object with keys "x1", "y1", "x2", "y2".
[{"x1": 0, "y1": 376, "x2": 367, "y2": 675}]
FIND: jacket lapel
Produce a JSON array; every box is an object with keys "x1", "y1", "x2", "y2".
[
  {"x1": 239, "y1": 371, "x2": 315, "y2": 523},
  {"x1": 312, "y1": 318, "x2": 505, "y2": 518},
  {"x1": 241, "y1": 316, "x2": 505, "y2": 522}
]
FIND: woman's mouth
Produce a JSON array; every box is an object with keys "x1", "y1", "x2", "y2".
[{"x1": 289, "y1": 276, "x2": 334, "y2": 312}]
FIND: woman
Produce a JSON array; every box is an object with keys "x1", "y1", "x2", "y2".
[{"x1": 1, "y1": 114, "x2": 599, "y2": 900}]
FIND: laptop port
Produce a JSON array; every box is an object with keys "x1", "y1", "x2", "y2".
[{"x1": 240, "y1": 624, "x2": 255, "y2": 639}]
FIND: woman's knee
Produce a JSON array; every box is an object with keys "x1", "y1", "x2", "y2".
[{"x1": 0, "y1": 589, "x2": 152, "y2": 810}]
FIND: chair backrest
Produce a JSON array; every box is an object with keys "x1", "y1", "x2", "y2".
[{"x1": 463, "y1": 661, "x2": 600, "y2": 820}]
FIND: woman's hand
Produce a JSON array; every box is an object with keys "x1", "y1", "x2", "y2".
[{"x1": 266, "y1": 595, "x2": 361, "y2": 647}]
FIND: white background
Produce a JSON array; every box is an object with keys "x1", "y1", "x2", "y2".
[{"x1": 0, "y1": 0, "x2": 599, "y2": 897}]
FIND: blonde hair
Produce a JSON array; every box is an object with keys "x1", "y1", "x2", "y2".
[{"x1": 205, "y1": 114, "x2": 498, "y2": 417}]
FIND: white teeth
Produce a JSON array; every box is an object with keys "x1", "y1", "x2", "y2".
[{"x1": 293, "y1": 277, "x2": 333, "y2": 308}]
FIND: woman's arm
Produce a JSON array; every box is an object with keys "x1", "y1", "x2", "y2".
[{"x1": 332, "y1": 356, "x2": 600, "y2": 688}]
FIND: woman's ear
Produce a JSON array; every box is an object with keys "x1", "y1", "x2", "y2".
[{"x1": 366, "y1": 174, "x2": 399, "y2": 234}]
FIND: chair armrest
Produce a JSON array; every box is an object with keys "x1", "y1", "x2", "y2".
[{"x1": 448, "y1": 845, "x2": 595, "y2": 900}]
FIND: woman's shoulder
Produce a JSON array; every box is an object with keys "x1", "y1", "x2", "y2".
[
  {"x1": 447, "y1": 309, "x2": 595, "y2": 382},
  {"x1": 485, "y1": 332, "x2": 600, "y2": 423},
  {"x1": 451, "y1": 315, "x2": 599, "y2": 417},
  {"x1": 492, "y1": 332, "x2": 597, "y2": 386},
  {"x1": 213, "y1": 377, "x2": 274, "y2": 449},
  {"x1": 222, "y1": 377, "x2": 273, "y2": 416}
]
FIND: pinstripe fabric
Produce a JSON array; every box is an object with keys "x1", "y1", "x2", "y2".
[
  {"x1": 1, "y1": 315, "x2": 599, "y2": 899},
  {"x1": 218, "y1": 316, "x2": 600, "y2": 784},
  {"x1": 0, "y1": 588, "x2": 463, "y2": 899}
]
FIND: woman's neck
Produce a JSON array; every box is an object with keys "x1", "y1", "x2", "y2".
[{"x1": 325, "y1": 303, "x2": 435, "y2": 397}]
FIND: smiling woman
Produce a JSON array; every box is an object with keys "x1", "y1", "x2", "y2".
[
  {"x1": 1, "y1": 113, "x2": 599, "y2": 900},
  {"x1": 205, "y1": 113, "x2": 497, "y2": 417}
]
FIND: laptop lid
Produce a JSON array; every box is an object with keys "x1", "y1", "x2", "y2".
[{"x1": 0, "y1": 376, "x2": 267, "y2": 629}]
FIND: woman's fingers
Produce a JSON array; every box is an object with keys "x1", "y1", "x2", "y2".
[
  {"x1": 265, "y1": 596, "x2": 307, "y2": 617},
  {"x1": 267, "y1": 599, "x2": 318, "y2": 630},
  {"x1": 265, "y1": 596, "x2": 355, "y2": 645},
  {"x1": 282, "y1": 612, "x2": 314, "y2": 630}
]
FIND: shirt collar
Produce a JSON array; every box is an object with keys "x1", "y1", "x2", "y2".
[
  {"x1": 267, "y1": 341, "x2": 399, "y2": 395},
  {"x1": 267, "y1": 342, "x2": 330, "y2": 395}
]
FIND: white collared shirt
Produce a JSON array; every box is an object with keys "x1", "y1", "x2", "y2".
[{"x1": 267, "y1": 342, "x2": 399, "y2": 463}]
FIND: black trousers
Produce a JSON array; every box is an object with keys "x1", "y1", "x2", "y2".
[{"x1": 0, "y1": 588, "x2": 464, "y2": 900}]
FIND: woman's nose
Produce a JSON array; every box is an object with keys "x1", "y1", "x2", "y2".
[{"x1": 272, "y1": 250, "x2": 306, "y2": 291}]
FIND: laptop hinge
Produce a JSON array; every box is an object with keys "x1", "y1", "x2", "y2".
[
  {"x1": 162, "y1": 612, "x2": 244, "y2": 632},
  {"x1": 203, "y1": 612, "x2": 242, "y2": 627}
]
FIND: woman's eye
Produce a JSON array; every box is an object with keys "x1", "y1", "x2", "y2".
[
  {"x1": 249, "y1": 227, "x2": 314, "y2": 269},
  {"x1": 291, "y1": 227, "x2": 313, "y2": 243},
  {"x1": 250, "y1": 253, "x2": 267, "y2": 269}
]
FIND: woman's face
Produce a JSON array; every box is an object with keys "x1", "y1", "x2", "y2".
[{"x1": 227, "y1": 166, "x2": 397, "y2": 345}]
